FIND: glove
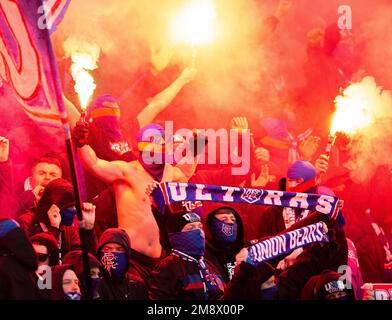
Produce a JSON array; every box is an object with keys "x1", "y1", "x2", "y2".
[{"x1": 72, "y1": 120, "x2": 89, "y2": 148}]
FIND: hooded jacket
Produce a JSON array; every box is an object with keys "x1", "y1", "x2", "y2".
[
  {"x1": 204, "y1": 205, "x2": 245, "y2": 283},
  {"x1": 96, "y1": 228, "x2": 147, "y2": 300},
  {"x1": 276, "y1": 215, "x2": 348, "y2": 300},
  {"x1": 0, "y1": 219, "x2": 44, "y2": 299},
  {"x1": 18, "y1": 178, "x2": 97, "y2": 258},
  {"x1": 30, "y1": 232, "x2": 60, "y2": 266},
  {"x1": 62, "y1": 250, "x2": 101, "y2": 299},
  {"x1": 50, "y1": 264, "x2": 77, "y2": 300}
]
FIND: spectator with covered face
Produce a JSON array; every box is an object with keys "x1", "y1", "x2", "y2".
[
  {"x1": 204, "y1": 205, "x2": 245, "y2": 284},
  {"x1": 148, "y1": 211, "x2": 225, "y2": 300},
  {"x1": 18, "y1": 178, "x2": 97, "y2": 260},
  {"x1": 96, "y1": 228, "x2": 148, "y2": 300}
]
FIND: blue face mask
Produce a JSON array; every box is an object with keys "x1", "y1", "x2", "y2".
[
  {"x1": 169, "y1": 229, "x2": 205, "y2": 257},
  {"x1": 100, "y1": 252, "x2": 128, "y2": 277},
  {"x1": 210, "y1": 216, "x2": 238, "y2": 244},
  {"x1": 60, "y1": 207, "x2": 77, "y2": 226},
  {"x1": 260, "y1": 285, "x2": 278, "y2": 300},
  {"x1": 65, "y1": 291, "x2": 81, "y2": 300}
]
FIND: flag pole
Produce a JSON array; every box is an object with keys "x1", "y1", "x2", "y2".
[{"x1": 38, "y1": 0, "x2": 93, "y2": 299}]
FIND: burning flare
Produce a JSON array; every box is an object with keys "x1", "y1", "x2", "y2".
[
  {"x1": 330, "y1": 77, "x2": 377, "y2": 135},
  {"x1": 328, "y1": 76, "x2": 392, "y2": 183},
  {"x1": 170, "y1": 0, "x2": 218, "y2": 46},
  {"x1": 63, "y1": 37, "x2": 100, "y2": 110}
]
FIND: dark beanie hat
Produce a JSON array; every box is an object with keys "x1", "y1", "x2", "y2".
[
  {"x1": 30, "y1": 232, "x2": 60, "y2": 266},
  {"x1": 37, "y1": 178, "x2": 75, "y2": 210},
  {"x1": 301, "y1": 271, "x2": 355, "y2": 300},
  {"x1": 0, "y1": 219, "x2": 19, "y2": 237},
  {"x1": 165, "y1": 211, "x2": 202, "y2": 234},
  {"x1": 97, "y1": 228, "x2": 132, "y2": 258}
]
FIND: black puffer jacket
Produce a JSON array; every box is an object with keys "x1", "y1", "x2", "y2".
[{"x1": 0, "y1": 219, "x2": 44, "y2": 300}]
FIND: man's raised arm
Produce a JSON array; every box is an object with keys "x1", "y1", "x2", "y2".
[
  {"x1": 136, "y1": 67, "x2": 197, "y2": 128},
  {"x1": 73, "y1": 121, "x2": 126, "y2": 183}
]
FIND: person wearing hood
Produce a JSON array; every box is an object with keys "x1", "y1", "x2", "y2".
[
  {"x1": 257, "y1": 158, "x2": 328, "y2": 238},
  {"x1": 276, "y1": 213, "x2": 348, "y2": 300},
  {"x1": 62, "y1": 250, "x2": 102, "y2": 300},
  {"x1": 95, "y1": 228, "x2": 147, "y2": 300},
  {"x1": 18, "y1": 178, "x2": 97, "y2": 260},
  {"x1": 204, "y1": 205, "x2": 245, "y2": 284},
  {"x1": 0, "y1": 219, "x2": 45, "y2": 299},
  {"x1": 30, "y1": 232, "x2": 60, "y2": 277},
  {"x1": 50, "y1": 264, "x2": 81, "y2": 301},
  {"x1": 148, "y1": 210, "x2": 225, "y2": 300},
  {"x1": 300, "y1": 270, "x2": 355, "y2": 300}
]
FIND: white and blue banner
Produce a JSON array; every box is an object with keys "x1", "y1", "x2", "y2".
[
  {"x1": 247, "y1": 222, "x2": 329, "y2": 265},
  {"x1": 153, "y1": 182, "x2": 340, "y2": 219}
]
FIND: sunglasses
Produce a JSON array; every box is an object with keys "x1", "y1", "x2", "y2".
[{"x1": 36, "y1": 253, "x2": 50, "y2": 262}]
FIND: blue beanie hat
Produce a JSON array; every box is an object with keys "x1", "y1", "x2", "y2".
[
  {"x1": 287, "y1": 161, "x2": 316, "y2": 182},
  {"x1": 137, "y1": 123, "x2": 166, "y2": 144},
  {"x1": 0, "y1": 219, "x2": 19, "y2": 238}
]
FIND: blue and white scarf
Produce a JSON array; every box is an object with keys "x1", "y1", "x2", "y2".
[
  {"x1": 247, "y1": 222, "x2": 329, "y2": 265},
  {"x1": 153, "y1": 182, "x2": 340, "y2": 219}
]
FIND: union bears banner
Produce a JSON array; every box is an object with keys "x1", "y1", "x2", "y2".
[{"x1": 247, "y1": 222, "x2": 329, "y2": 265}]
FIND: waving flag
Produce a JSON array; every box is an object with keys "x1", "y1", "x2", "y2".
[{"x1": 0, "y1": 0, "x2": 68, "y2": 127}]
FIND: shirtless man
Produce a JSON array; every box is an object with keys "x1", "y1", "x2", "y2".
[{"x1": 73, "y1": 122, "x2": 197, "y2": 263}]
